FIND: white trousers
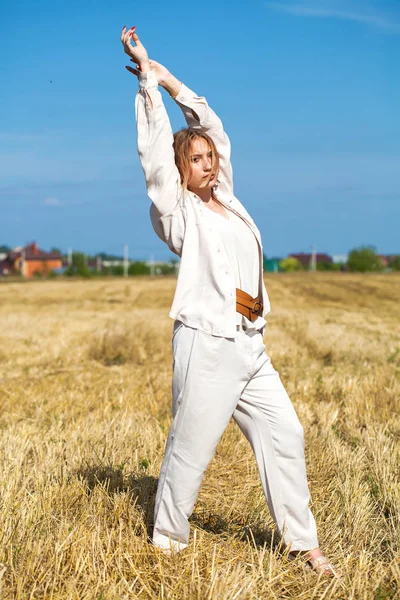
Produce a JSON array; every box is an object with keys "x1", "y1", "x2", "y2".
[{"x1": 153, "y1": 322, "x2": 319, "y2": 552}]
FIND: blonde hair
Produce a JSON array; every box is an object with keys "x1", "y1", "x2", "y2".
[{"x1": 173, "y1": 129, "x2": 220, "y2": 191}]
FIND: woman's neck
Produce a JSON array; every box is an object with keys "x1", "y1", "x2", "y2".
[{"x1": 188, "y1": 187, "x2": 214, "y2": 203}]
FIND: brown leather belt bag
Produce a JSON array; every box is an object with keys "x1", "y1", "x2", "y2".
[{"x1": 236, "y1": 288, "x2": 263, "y2": 322}]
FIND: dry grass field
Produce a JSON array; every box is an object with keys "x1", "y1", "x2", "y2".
[{"x1": 0, "y1": 273, "x2": 399, "y2": 599}]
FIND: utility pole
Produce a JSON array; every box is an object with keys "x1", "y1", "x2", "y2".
[
  {"x1": 310, "y1": 245, "x2": 317, "y2": 272},
  {"x1": 124, "y1": 244, "x2": 129, "y2": 277},
  {"x1": 68, "y1": 248, "x2": 72, "y2": 265},
  {"x1": 150, "y1": 254, "x2": 155, "y2": 276},
  {"x1": 96, "y1": 256, "x2": 102, "y2": 273},
  {"x1": 21, "y1": 249, "x2": 25, "y2": 277}
]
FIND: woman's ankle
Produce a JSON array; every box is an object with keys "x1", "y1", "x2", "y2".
[{"x1": 289, "y1": 547, "x2": 322, "y2": 559}]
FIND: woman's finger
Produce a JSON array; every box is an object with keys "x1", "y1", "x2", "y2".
[
  {"x1": 125, "y1": 65, "x2": 139, "y2": 78},
  {"x1": 123, "y1": 29, "x2": 134, "y2": 44},
  {"x1": 128, "y1": 27, "x2": 137, "y2": 39},
  {"x1": 130, "y1": 31, "x2": 141, "y2": 45},
  {"x1": 121, "y1": 26, "x2": 133, "y2": 45}
]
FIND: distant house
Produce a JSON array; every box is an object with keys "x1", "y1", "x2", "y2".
[
  {"x1": 6, "y1": 242, "x2": 62, "y2": 277},
  {"x1": 332, "y1": 254, "x2": 348, "y2": 264},
  {"x1": 0, "y1": 258, "x2": 11, "y2": 276},
  {"x1": 377, "y1": 255, "x2": 389, "y2": 268},
  {"x1": 289, "y1": 252, "x2": 333, "y2": 269}
]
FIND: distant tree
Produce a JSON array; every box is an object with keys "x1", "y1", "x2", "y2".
[
  {"x1": 389, "y1": 256, "x2": 400, "y2": 271},
  {"x1": 97, "y1": 251, "x2": 124, "y2": 261},
  {"x1": 347, "y1": 246, "x2": 384, "y2": 272},
  {"x1": 50, "y1": 247, "x2": 62, "y2": 255},
  {"x1": 64, "y1": 252, "x2": 91, "y2": 278},
  {"x1": 110, "y1": 265, "x2": 124, "y2": 276},
  {"x1": 316, "y1": 260, "x2": 340, "y2": 272},
  {"x1": 0, "y1": 245, "x2": 11, "y2": 253},
  {"x1": 158, "y1": 262, "x2": 177, "y2": 275},
  {"x1": 280, "y1": 257, "x2": 302, "y2": 272},
  {"x1": 128, "y1": 261, "x2": 151, "y2": 276}
]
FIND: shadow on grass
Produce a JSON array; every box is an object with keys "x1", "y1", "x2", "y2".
[
  {"x1": 191, "y1": 509, "x2": 280, "y2": 551},
  {"x1": 76, "y1": 464, "x2": 280, "y2": 550},
  {"x1": 76, "y1": 464, "x2": 158, "y2": 531}
]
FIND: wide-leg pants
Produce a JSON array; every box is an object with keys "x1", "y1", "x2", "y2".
[{"x1": 152, "y1": 321, "x2": 319, "y2": 552}]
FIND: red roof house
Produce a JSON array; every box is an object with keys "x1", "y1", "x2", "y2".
[
  {"x1": 7, "y1": 242, "x2": 62, "y2": 277},
  {"x1": 289, "y1": 252, "x2": 333, "y2": 269}
]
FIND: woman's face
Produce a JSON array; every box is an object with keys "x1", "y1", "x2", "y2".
[{"x1": 187, "y1": 138, "x2": 218, "y2": 191}]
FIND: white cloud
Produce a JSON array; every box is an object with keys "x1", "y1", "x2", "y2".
[
  {"x1": 44, "y1": 196, "x2": 63, "y2": 206},
  {"x1": 265, "y1": 1, "x2": 400, "y2": 34}
]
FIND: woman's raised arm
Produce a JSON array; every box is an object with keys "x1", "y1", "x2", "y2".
[
  {"x1": 128, "y1": 55, "x2": 234, "y2": 198},
  {"x1": 121, "y1": 28, "x2": 183, "y2": 220},
  {"x1": 161, "y1": 66, "x2": 234, "y2": 198}
]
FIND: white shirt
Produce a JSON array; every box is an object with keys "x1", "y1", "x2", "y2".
[
  {"x1": 135, "y1": 70, "x2": 270, "y2": 338},
  {"x1": 205, "y1": 207, "x2": 266, "y2": 330}
]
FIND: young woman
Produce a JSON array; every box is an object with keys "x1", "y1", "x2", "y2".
[{"x1": 120, "y1": 25, "x2": 340, "y2": 577}]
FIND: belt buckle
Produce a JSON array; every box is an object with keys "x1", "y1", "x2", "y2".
[{"x1": 252, "y1": 301, "x2": 263, "y2": 315}]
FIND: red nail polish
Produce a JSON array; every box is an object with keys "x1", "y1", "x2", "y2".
[{"x1": 130, "y1": 26, "x2": 136, "y2": 30}]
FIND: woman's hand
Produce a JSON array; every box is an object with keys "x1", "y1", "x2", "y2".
[
  {"x1": 120, "y1": 26, "x2": 149, "y2": 69},
  {"x1": 125, "y1": 59, "x2": 171, "y2": 85},
  {"x1": 125, "y1": 59, "x2": 182, "y2": 97}
]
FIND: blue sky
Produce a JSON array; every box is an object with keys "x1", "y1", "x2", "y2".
[{"x1": 1, "y1": 0, "x2": 399, "y2": 260}]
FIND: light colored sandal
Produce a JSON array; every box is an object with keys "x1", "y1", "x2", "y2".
[
  {"x1": 305, "y1": 555, "x2": 342, "y2": 578},
  {"x1": 288, "y1": 552, "x2": 342, "y2": 578}
]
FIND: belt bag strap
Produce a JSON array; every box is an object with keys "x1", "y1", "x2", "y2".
[{"x1": 236, "y1": 288, "x2": 263, "y2": 323}]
